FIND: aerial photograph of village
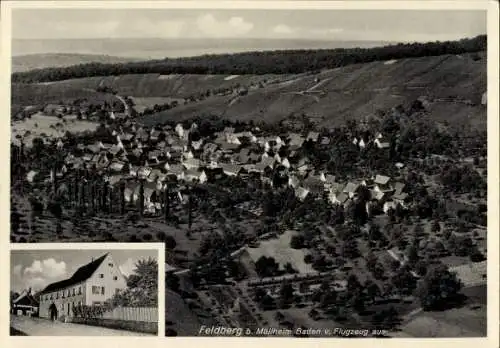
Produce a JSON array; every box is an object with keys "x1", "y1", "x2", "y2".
[{"x1": 8, "y1": 6, "x2": 490, "y2": 339}]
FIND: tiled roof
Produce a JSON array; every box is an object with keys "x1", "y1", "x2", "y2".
[{"x1": 40, "y1": 254, "x2": 108, "y2": 294}]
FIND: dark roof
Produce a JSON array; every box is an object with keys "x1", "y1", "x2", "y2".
[
  {"x1": 14, "y1": 291, "x2": 39, "y2": 307},
  {"x1": 40, "y1": 253, "x2": 108, "y2": 294}
]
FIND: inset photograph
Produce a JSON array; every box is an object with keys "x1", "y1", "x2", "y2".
[{"x1": 10, "y1": 245, "x2": 161, "y2": 336}]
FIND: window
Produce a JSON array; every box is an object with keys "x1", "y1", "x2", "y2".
[
  {"x1": 101, "y1": 287, "x2": 105, "y2": 295},
  {"x1": 99, "y1": 274, "x2": 104, "y2": 278},
  {"x1": 115, "y1": 289, "x2": 120, "y2": 295},
  {"x1": 72, "y1": 288, "x2": 75, "y2": 296},
  {"x1": 92, "y1": 286, "x2": 100, "y2": 294},
  {"x1": 108, "y1": 263, "x2": 114, "y2": 267},
  {"x1": 78, "y1": 287, "x2": 82, "y2": 295},
  {"x1": 56, "y1": 292, "x2": 59, "y2": 299},
  {"x1": 113, "y1": 276, "x2": 118, "y2": 281},
  {"x1": 50, "y1": 294, "x2": 53, "y2": 300}
]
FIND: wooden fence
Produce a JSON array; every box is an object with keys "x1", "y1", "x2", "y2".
[{"x1": 101, "y1": 307, "x2": 158, "y2": 323}]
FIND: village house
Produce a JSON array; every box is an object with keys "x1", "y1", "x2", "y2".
[
  {"x1": 38, "y1": 253, "x2": 126, "y2": 320},
  {"x1": 374, "y1": 134, "x2": 390, "y2": 149},
  {"x1": 373, "y1": 174, "x2": 393, "y2": 193},
  {"x1": 343, "y1": 182, "x2": 360, "y2": 199},
  {"x1": 281, "y1": 157, "x2": 291, "y2": 169},
  {"x1": 306, "y1": 131, "x2": 320, "y2": 143},
  {"x1": 287, "y1": 133, "x2": 305, "y2": 150},
  {"x1": 225, "y1": 133, "x2": 241, "y2": 145},
  {"x1": 392, "y1": 182, "x2": 409, "y2": 207},
  {"x1": 182, "y1": 158, "x2": 201, "y2": 170},
  {"x1": 191, "y1": 139, "x2": 204, "y2": 151},
  {"x1": 167, "y1": 164, "x2": 185, "y2": 181},
  {"x1": 295, "y1": 186, "x2": 310, "y2": 201},
  {"x1": 185, "y1": 169, "x2": 208, "y2": 184},
  {"x1": 175, "y1": 123, "x2": 185, "y2": 138},
  {"x1": 11, "y1": 288, "x2": 39, "y2": 316},
  {"x1": 108, "y1": 160, "x2": 128, "y2": 174},
  {"x1": 221, "y1": 163, "x2": 242, "y2": 177}
]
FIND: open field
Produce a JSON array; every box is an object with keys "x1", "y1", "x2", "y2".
[
  {"x1": 11, "y1": 113, "x2": 98, "y2": 146},
  {"x1": 13, "y1": 73, "x2": 285, "y2": 100},
  {"x1": 244, "y1": 230, "x2": 314, "y2": 275},
  {"x1": 165, "y1": 289, "x2": 204, "y2": 336},
  {"x1": 392, "y1": 284, "x2": 487, "y2": 338},
  {"x1": 12, "y1": 83, "x2": 121, "y2": 110},
  {"x1": 395, "y1": 306, "x2": 486, "y2": 337},
  {"x1": 130, "y1": 97, "x2": 185, "y2": 113}
]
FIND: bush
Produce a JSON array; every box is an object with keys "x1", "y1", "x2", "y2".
[
  {"x1": 128, "y1": 235, "x2": 140, "y2": 242},
  {"x1": 165, "y1": 328, "x2": 178, "y2": 336}
]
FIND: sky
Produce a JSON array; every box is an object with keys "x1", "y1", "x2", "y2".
[
  {"x1": 10, "y1": 249, "x2": 158, "y2": 294},
  {"x1": 12, "y1": 9, "x2": 486, "y2": 43}
]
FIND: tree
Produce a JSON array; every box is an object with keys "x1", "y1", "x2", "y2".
[
  {"x1": 406, "y1": 238, "x2": 419, "y2": 267},
  {"x1": 138, "y1": 179, "x2": 145, "y2": 217},
  {"x1": 279, "y1": 282, "x2": 295, "y2": 306},
  {"x1": 431, "y1": 220, "x2": 441, "y2": 233},
  {"x1": 320, "y1": 289, "x2": 337, "y2": 309},
  {"x1": 120, "y1": 182, "x2": 126, "y2": 215},
  {"x1": 364, "y1": 280, "x2": 381, "y2": 304},
  {"x1": 391, "y1": 266, "x2": 417, "y2": 296},
  {"x1": 166, "y1": 273, "x2": 180, "y2": 293},
  {"x1": 255, "y1": 256, "x2": 279, "y2": 278},
  {"x1": 341, "y1": 238, "x2": 360, "y2": 259},
  {"x1": 416, "y1": 264, "x2": 463, "y2": 310},
  {"x1": 290, "y1": 234, "x2": 306, "y2": 249},
  {"x1": 164, "y1": 235, "x2": 177, "y2": 250},
  {"x1": 108, "y1": 257, "x2": 158, "y2": 307}
]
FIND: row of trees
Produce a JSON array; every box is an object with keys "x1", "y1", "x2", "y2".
[{"x1": 12, "y1": 36, "x2": 485, "y2": 83}]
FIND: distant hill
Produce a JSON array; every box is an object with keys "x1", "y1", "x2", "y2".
[
  {"x1": 10, "y1": 46, "x2": 487, "y2": 133},
  {"x1": 11, "y1": 53, "x2": 140, "y2": 73},
  {"x1": 12, "y1": 38, "x2": 393, "y2": 60},
  {"x1": 138, "y1": 51, "x2": 486, "y2": 131},
  {"x1": 11, "y1": 35, "x2": 486, "y2": 82}
]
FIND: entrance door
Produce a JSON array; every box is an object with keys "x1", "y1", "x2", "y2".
[{"x1": 49, "y1": 303, "x2": 58, "y2": 321}]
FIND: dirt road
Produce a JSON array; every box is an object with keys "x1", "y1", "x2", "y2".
[{"x1": 10, "y1": 315, "x2": 154, "y2": 336}]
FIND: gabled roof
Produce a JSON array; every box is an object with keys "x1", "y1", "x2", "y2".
[
  {"x1": 343, "y1": 182, "x2": 359, "y2": 194},
  {"x1": 320, "y1": 137, "x2": 331, "y2": 145},
  {"x1": 394, "y1": 182, "x2": 405, "y2": 195},
  {"x1": 295, "y1": 187, "x2": 310, "y2": 201},
  {"x1": 336, "y1": 192, "x2": 349, "y2": 204},
  {"x1": 221, "y1": 163, "x2": 242, "y2": 175},
  {"x1": 261, "y1": 157, "x2": 275, "y2": 167},
  {"x1": 374, "y1": 175, "x2": 391, "y2": 185},
  {"x1": 40, "y1": 254, "x2": 108, "y2": 294},
  {"x1": 393, "y1": 192, "x2": 409, "y2": 201},
  {"x1": 370, "y1": 190, "x2": 385, "y2": 201},
  {"x1": 288, "y1": 133, "x2": 305, "y2": 147},
  {"x1": 185, "y1": 169, "x2": 205, "y2": 178},
  {"x1": 183, "y1": 158, "x2": 201, "y2": 168},
  {"x1": 13, "y1": 290, "x2": 39, "y2": 307},
  {"x1": 306, "y1": 131, "x2": 320, "y2": 142}
]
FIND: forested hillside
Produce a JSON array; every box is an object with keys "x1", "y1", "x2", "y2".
[{"x1": 11, "y1": 35, "x2": 486, "y2": 83}]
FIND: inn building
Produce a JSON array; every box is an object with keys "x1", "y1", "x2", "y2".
[{"x1": 38, "y1": 253, "x2": 127, "y2": 320}]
